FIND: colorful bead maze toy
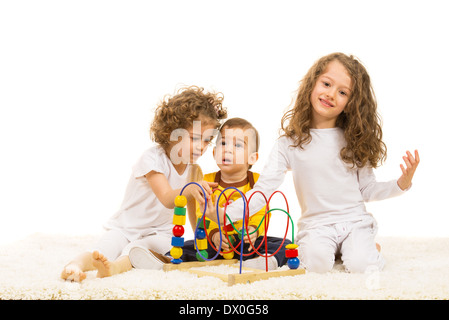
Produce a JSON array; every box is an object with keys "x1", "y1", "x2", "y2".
[{"x1": 163, "y1": 182, "x2": 305, "y2": 286}]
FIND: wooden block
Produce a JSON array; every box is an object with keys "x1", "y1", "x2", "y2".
[
  {"x1": 162, "y1": 259, "x2": 305, "y2": 286},
  {"x1": 173, "y1": 214, "x2": 186, "y2": 226},
  {"x1": 163, "y1": 259, "x2": 239, "y2": 271},
  {"x1": 180, "y1": 265, "x2": 261, "y2": 282},
  {"x1": 171, "y1": 236, "x2": 184, "y2": 247},
  {"x1": 228, "y1": 268, "x2": 305, "y2": 286},
  {"x1": 174, "y1": 207, "x2": 186, "y2": 216},
  {"x1": 194, "y1": 238, "x2": 207, "y2": 250},
  {"x1": 285, "y1": 248, "x2": 298, "y2": 258},
  {"x1": 185, "y1": 269, "x2": 229, "y2": 282}
]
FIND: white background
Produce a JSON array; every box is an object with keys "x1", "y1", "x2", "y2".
[{"x1": 1, "y1": 0, "x2": 448, "y2": 244}]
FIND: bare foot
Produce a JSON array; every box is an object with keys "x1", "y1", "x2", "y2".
[
  {"x1": 92, "y1": 251, "x2": 115, "y2": 278},
  {"x1": 61, "y1": 263, "x2": 87, "y2": 282}
]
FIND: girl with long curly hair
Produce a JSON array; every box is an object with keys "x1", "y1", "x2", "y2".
[
  {"x1": 210, "y1": 53, "x2": 419, "y2": 273},
  {"x1": 61, "y1": 86, "x2": 227, "y2": 282}
]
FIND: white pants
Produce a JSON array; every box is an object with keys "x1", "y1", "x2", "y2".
[
  {"x1": 91, "y1": 229, "x2": 172, "y2": 261},
  {"x1": 296, "y1": 216, "x2": 385, "y2": 273}
]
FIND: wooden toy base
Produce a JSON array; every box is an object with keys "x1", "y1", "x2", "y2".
[{"x1": 163, "y1": 259, "x2": 305, "y2": 286}]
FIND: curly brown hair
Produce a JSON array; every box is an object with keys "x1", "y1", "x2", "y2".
[
  {"x1": 150, "y1": 86, "x2": 227, "y2": 151},
  {"x1": 281, "y1": 53, "x2": 386, "y2": 168}
]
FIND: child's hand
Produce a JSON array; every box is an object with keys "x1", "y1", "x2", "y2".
[
  {"x1": 211, "y1": 231, "x2": 221, "y2": 249},
  {"x1": 221, "y1": 234, "x2": 232, "y2": 253},
  {"x1": 212, "y1": 232, "x2": 231, "y2": 253},
  {"x1": 203, "y1": 196, "x2": 225, "y2": 225},
  {"x1": 397, "y1": 150, "x2": 420, "y2": 190},
  {"x1": 200, "y1": 193, "x2": 215, "y2": 215},
  {"x1": 242, "y1": 225, "x2": 258, "y2": 252},
  {"x1": 184, "y1": 181, "x2": 218, "y2": 206}
]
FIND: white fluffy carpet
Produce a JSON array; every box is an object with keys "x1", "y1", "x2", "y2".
[{"x1": 1, "y1": 233, "x2": 448, "y2": 300}]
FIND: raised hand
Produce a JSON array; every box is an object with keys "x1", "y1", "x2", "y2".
[{"x1": 397, "y1": 150, "x2": 420, "y2": 191}]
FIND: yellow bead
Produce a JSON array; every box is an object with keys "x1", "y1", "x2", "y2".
[
  {"x1": 173, "y1": 214, "x2": 186, "y2": 226},
  {"x1": 170, "y1": 247, "x2": 183, "y2": 259},
  {"x1": 222, "y1": 252, "x2": 234, "y2": 260},
  {"x1": 174, "y1": 195, "x2": 187, "y2": 207},
  {"x1": 285, "y1": 243, "x2": 298, "y2": 250},
  {"x1": 194, "y1": 238, "x2": 208, "y2": 250}
]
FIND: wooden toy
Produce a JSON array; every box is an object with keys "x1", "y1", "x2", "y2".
[
  {"x1": 170, "y1": 195, "x2": 187, "y2": 264},
  {"x1": 165, "y1": 182, "x2": 305, "y2": 285}
]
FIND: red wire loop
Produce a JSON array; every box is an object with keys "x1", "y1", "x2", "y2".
[{"x1": 202, "y1": 188, "x2": 291, "y2": 272}]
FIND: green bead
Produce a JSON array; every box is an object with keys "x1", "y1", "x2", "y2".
[
  {"x1": 196, "y1": 250, "x2": 208, "y2": 262},
  {"x1": 174, "y1": 207, "x2": 186, "y2": 216},
  {"x1": 196, "y1": 217, "x2": 210, "y2": 229}
]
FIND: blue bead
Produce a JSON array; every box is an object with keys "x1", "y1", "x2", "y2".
[
  {"x1": 171, "y1": 236, "x2": 184, "y2": 247},
  {"x1": 287, "y1": 257, "x2": 300, "y2": 269},
  {"x1": 195, "y1": 228, "x2": 206, "y2": 239},
  {"x1": 171, "y1": 258, "x2": 183, "y2": 264}
]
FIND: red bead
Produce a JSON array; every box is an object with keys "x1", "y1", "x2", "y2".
[
  {"x1": 173, "y1": 225, "x2": 184, "y2": 237},
  {"x1": 285, "y1": 248, "x2": 298, "y2": 258}
]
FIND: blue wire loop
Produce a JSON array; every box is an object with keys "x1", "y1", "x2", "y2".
[
  {"x1": 215, "y1": 187, "x2": 247, "y2": 274},
  {"x1": 179, "y1": 182, "x2": 247, "y2": 273}
]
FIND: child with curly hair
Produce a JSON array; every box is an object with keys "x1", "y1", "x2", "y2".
[
  {"x1": 61, "y1": 86, "x2": 227, "y2": 282},
  {"x1": 208, "y1": 53, "x2": 420, "y2": 273}
]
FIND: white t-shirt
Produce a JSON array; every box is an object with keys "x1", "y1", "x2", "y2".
[
  {"x1": 104, "y1": 146, "x2": 190, "y2": 241},
  {"x1": 226, "y1": 128, "x2": 407, "y2": 230}
]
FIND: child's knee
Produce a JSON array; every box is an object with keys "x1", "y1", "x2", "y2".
[
  {"x1": 343, "y1": 252, "x2": 385, "y2": 273},
  {"x1": 306, "y1": 258, "x2": 334, "y2": 273},
  {"x1": 299, "y1": 245, "x2": 335, "y2": 273}
]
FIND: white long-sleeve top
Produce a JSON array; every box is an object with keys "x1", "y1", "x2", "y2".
[
  {"x1": 104, "y1": 146, "x2": 190, "y2": 241},
  {"x1": 225, "y1": 128, "x2": 408, "y2": 231}
]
